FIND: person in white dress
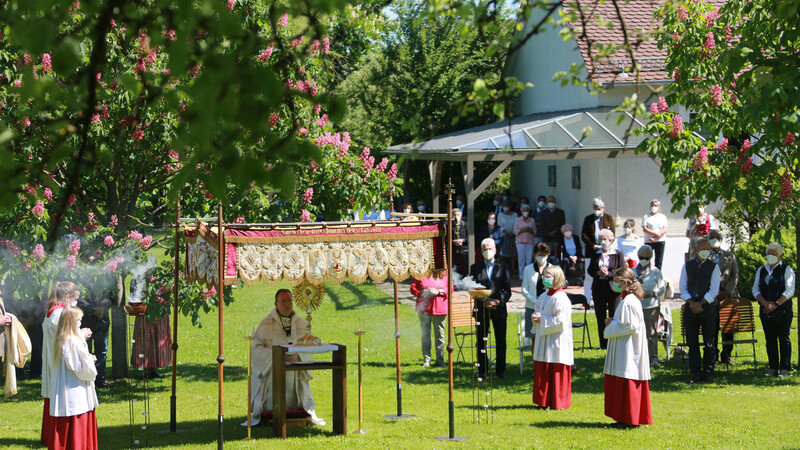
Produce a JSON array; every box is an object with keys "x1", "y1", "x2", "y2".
[
  {"x1": 603, "y1": 267, "x2": 652, "y2": 427},
  {"x1": 521, "y1": 242, "x2": 553, "y2": 364},
  {"x1": 641, "y1": 199, "x2": 668, "y2": 269},
  {"x1": 616, "y1": 219, "x2": 643, "y2": 269},
  {"x1": 244, "y1": 289, "x2": 324, "y2": 426},
  {"x1": 530, "y1": 266, "x2": 573, "y2": 409},
  {"x1": 49, "y1": 306, "x2": 99, "y2": 449}
]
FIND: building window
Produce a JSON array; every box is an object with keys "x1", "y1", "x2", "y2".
[
  {"x1": 547, "y1": 165, "x2": 557, "y2": 187},
  {"x1": 572, "y1": 166, "x2": 581, "y2": 189}
]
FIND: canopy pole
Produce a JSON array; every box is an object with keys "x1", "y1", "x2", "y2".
[
  {"x1": 170, "y1": 195, "x2": 181, "y2": 432},
  {"x1": 216, "y1": 203, "x2": 225, "y2": 450},
  {"x1": 437, "y1": 179, "x2": 467, "y2": 441}
]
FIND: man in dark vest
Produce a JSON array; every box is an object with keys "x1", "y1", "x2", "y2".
[
  {"x1": 470, "y1": 238, "x2": 512, "y2": 379},
  {"x1": 679, "y1": 237, "x2": 721, "y2": 383},
  {"x1": 753, "y1": 242, "x2": 795, "y2": 378}
]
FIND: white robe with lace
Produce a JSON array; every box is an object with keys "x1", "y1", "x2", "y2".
[{"x1": 249, "y1": 309, "x2": 321, "y2": 422}]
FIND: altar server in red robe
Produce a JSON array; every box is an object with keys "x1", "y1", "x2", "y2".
[
  {"x1": 531, "y1": 266, "x2": 573, "y2": 409},
  {"x1": 603, "y1": 267, "x2": 652, "y2": 427},
  {"x1": 49, "y1": 306, "x2": 99, "y2": 450}
]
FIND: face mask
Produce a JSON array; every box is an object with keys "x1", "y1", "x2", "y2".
[
  {"x1": 698, "y1": 207, "x2": 705, "y2": 215},
  {"x1": 502, "y1": 196, "x2": 508, "y2": 201},
  {"x1": 548, "y1": 202, "x2": 556, "y2": 209},
  {"x1": 454, "y1": 215, "x2": 462, "y2": 222},
  {"x1": 538, "y1": 201, "x2": 545, "y2": 208},
  {"x1": 404, "y1": 209, "x2": 412, "y2": 214},
  {"x1": 417, "y1": 205, "x2": 425, "y2": 212},
  {"x1": 638, "y1": 259, "x2": 649, "y2": 268},
  {"x1": 502, "y1": 206, "x2": 510, "y2": 213},
  {"x1": 612, "y1": 282, "x2": 623, "y2": 293},
  {"x1": 564, "y1": 231, "x2": 572, "y2": 239},
  {"x1": 493, "y1": 200, "x2": 499, "y2": 206},
  {"x1": 522, "y1": 211, "x2": 530, "y2": 218},
  {"x1": 535, "y1": 255, "x2": 547, "y2": 265},
  {"x1": 487, "y1": 219, "x2": 495, "y2": 226},
  {"x1": 482, "y1": 250, "x2": 495, "y2": 261},
  {"x1": 625, "y1": 227, "x2": 632, "y2": 235},
  {"x1": 698, "y1": 249, "x2": 710, "y2": 260},
  {"x1": 709, "y1": 238, "x2": 719, "y2": 248},
  {"x1": 650, "y1": 206, "x2": 659, "y2": 214},
  {"x1": 456, "y1": 200, "x2": 462, "y2": 207},
  {"x1": 601, "y1": 241, "x2": 610, "y2": 249},
  {"x1": 542, "y1": 277, "x2": 554, "y2": 288},
  {"x1": 766, "y1": 254, "x2": 779, "y2": 265},
  {"x1": 594, "y1": 209, "x2": 603, "y2": 217}
]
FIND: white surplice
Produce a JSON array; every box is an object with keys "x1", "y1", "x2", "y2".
[
  {"x1": 41, "y1": 306, "x2": 64, "y2": 398},
  {"x1": 604, "y1": 294, "x2": 650, "y2": 381},
  {"x1": 49, "y1": 335, "x2": 98, "y2": 417},
  {"x1": 531, "y1": 290, "x2": 574, "y2": 366},
  {"x1": 248, "y1": 309, "x2": 322, "y2": 424}
]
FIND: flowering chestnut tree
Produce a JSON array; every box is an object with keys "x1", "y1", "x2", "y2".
[{"x1": 638, "y1": 0, "x2": 800, "y2": 251}]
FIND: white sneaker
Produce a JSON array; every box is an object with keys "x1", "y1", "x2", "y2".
[
  {"x1": 310, "y1": 416, "x2": 326, "y2": 426},
  {"x1": 779, "y1": 370, "x2": 791, "y2": 378},
  {"x1": 240, "y1": 415, "x2": 261, "y2": 427},
  {"x1": 765, "y1": 369, "x2": 778, "y2": 377}
]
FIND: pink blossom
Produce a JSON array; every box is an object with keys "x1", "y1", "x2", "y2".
[
  {"x1": 278, "y1": 14, "x2": 288, "y2": 28},
  {"x1": 724, "y1": 26, "x2": 733, "y2": 42},
  {"x1": 87, "y1": 212, "x2": 95, "y2": 223},
  {"x1": 189, "y1": 65, "x2": 201, "y2": 78},
  {"x1": 704, "y1": 8, "x2": 719, "y2": 27},
  {"x1": 13, "y1": 79, "x2": 21, "y2": 87},
  {"x1": 269, "y1": 113, "x2": 279, "y2": 127},
  {"x1": 65, "y1": 254, "x2": 77, "y2": 270},
  {"x1": 131, "y1": 128, "x2": 144, "y2": 141},
  {"x1": 316, "y1": 114, "x2": 328, "y2": 127},
  {"x1": 33, "y1": 244, "x2": 45, "y2": 260},
  {"x1": 783, "y1": 132, "x2": 795, "y2": 146},
  {"x1": 104, "y1": 235, "x2": 115, "y2": 246},
  {"x1": 202, "y1": 286, "x2": 217, "y2": 299},
  {"x1": 740, "y1": 157, "x2": 753, "y2": 174},
  {"x1": 67, "y1": 193, "x2": 76, "y2": 206},
  {"x1": 32, "y1": 200, "x2": 45, "y2": 217},
  {"x1": 780, "y1": 173, "x2": 793, "y2": 199},
  {"x1": 23, "y1": 262, "x2": 32, "y2": 271},
  {"x1": 359, "y1": 147, "x2": 370, "y2": 161},
  {"x1": 364, "y1": 156, "x2": 375, "y2": 173},
  {"x1": 301, "y1": 210, "x2": 311, "y2": 222},
  {"x1": 68, "y1": 239, "x2": 81, "y2": 255},
  {"x1": 235, "y1": 215, "x2": 245, "y2": 224},
  {"x1": 139, "y1": 235, "x2": 152, "y2": 249},
  {"x1": 128, "y1": 230, "x2": 143, "y2": 240},
  {"x1": 43, "y1": 188, "x2": 53, "y2": 201},
  {"x1": 657, "y1": 97, "x2": 668, "y2": 113},
  {"x1": 164, "y1": 29, "x2": 176, "y2": 41},
  {"x1": 649, "y1": 103, "x2": 659, "y2": 114},
  {"x1": 104, "y1": 259, "x2": 119, "y2": 273},
  {"x1": 22, "y1": 117, "x2": 31, "y2": 129},
  {"x1": 310, "y1": 40, "x2": 320, "y2": 55},
  {"x1": 710, "y1": 84, "x2": 722, "y2": 106},
  {"x1": 313, "y1": 104, "x2": 321, "y2": 114},
  {"x1": 704, "y1": 32, "x2": 716, "y2": 52},
  {"x1": 25, "y1": 184, "x2": 36, "y2": 194},
  {"x1": 309, "y1": 161, "x2": 319, "y2": 171},
  {"x1": 376, "y1": 158, "x2": 388, "y2": 172},
  {"x1": 714, "y1": 137, "x2": 729, "y2": 152},
  {"x1": 110, "y1": 19, "x2": 116, "y2": 28},
  {"x1": 91, "y1": 113, "x2": 101, "y2": 124},
  {"x1": 677, "y1": 6, "x2": 688, "y2": 20},
  {"x1": 322, "y1": 38, "x2": 330, "y2": 53},
  {"x1": 168, "y1": 148, "x2": 179, "y2": 160},
  {"x1": 298, "y1": 127, "x2": 309, "y2": 135},
  {"x1": 310, "y1": 86, "x2": 318, "y2": 96},
  {"x1": 741, "y1": 139, "x2": 751, "y2": 152},
  {"x1": 109, "y1": 214, "x2": 118, "y2": 227},
  {"x1": 303, "y1": 187, "x2": 313, "y2": 204},
  {"x1": 692, "y1": 145, "x2": 709, "y2": 170},
  {"x1": 670, "y1": 114, "x2": 684, "y2": 139},
  {"x1": 388, "y1": 163, "x2": 398, "y2": 180},
  {"x1": 41, "y1": 53, "x2": 52, "y2": 72},
  {"x1": 258, "y1": 44, "x2": 274, "y2": 62},
  {"x1": 23, "y1": 53, "x2": 31, "y2": 65}
]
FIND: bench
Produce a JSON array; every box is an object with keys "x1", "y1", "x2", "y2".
[{"x1": 676, "y1": 298, "x2": 757, "y2": 370}]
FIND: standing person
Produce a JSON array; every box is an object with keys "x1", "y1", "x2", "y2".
[
  {"x1": 521, "y1": 243, "x2": 553, "y2": 363},
  {"x1": 531, "y1": 266, "x2": 573, "y2": 409},
  {"x1": 641, "y1": 199, "x2": 668, "y2": 269},
  {"x1": 581, "y1": 197, "x2": 615, "y2": 255},
  {"x1": 686, "y1": 204, "x2": 716, "y2": 260},
  {"x1": 558, "y1": 224, "x2": 584, "y2": 286},
  {"x1": 541, "y1": 196, "x2": 566, "y2": 256},
  {"x1": 604, "y1": 268, "x2": 652, "y2": 428},
  {"x1": 513, "y1": 204, "x2": 537, "y2": 280},
  {"x1": 452, "y1": 208, "x2": 468, "y2": 276},
  {"x1": 410, "y1": 275, "x2": 451, "y2": 368},
  {"x1": 416, "y1": 199, "x2": 427, "y2": 214},
  {"x1": 753, "y1": 243, "x2": 795, "y2": 378},
  {"x1": 708, "y1": 229, "x2": 740, "y2": 366},
  {"x1": 497, "y1": 200, "x2": 518, "y2": 264},
  {"x1": 470, "y1": 238, "x2": 512, "y2": 379},
  {"x1": 41, "y1": 282, "x2": 85, "y2": 446},
  {"x1": 476, "y1": 213, "x2": 504, "y2": 262},
  {"x1": 588, "y1": 229, "x2": 626, "y2": 349},
  {"x1": 534, "y1": 196, "x2": 547, "y2": 245},
  {"x1": 4, "y1": 292, "x2": 46, "y2": 380},
  {"x1": 635, "y1": 245, "x2": 665, "y2": 366},
  {"x1": 49, "y1": 306, "x2": 99, "y2": 450},
  {"x1": 616, "y1": 219, "x2": 642, "y2": 268},
  {"x1": 244, "y1": 289, "x2": 325, "y2": 426},
  {"x1": 492, "y1": 194, "x2": 503, "y2": 216},
  {"x1": 455, "y1": 194, "x2": 466, "y2": 214},
  {"x1": 76, "y1": 284, "x2": 112, "y2": 388},
  {"x1": 679, "y1": 238, "x2": 721, "y2": 384}
]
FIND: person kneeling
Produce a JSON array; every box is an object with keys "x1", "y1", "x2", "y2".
[{"x1": 243, "y1": 289, "x2": 325, "y2": 427}]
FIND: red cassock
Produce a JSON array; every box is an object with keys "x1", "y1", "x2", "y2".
[
  {"x1": 532, "y1": 361, "x2": 571, "y2": 410},
  {"x1": 41, "y1": 398, "x2": 54, "y2": 444},
  {"x1": 604, "y1": 375, "x2": 653, "y2": 426},
  {"x1": 49, "y1": 409, "x2": 98, "y2": 450}
]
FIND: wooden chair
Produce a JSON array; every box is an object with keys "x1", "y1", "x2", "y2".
[
  {"x1": 676, "y1": 298, "x2": 757, "y2": 370},
  {"x1": 451, "y1": 291, "x2": 476, "y2": 363}
]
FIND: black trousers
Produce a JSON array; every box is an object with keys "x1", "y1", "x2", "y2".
[
  {"x1": 476, "y1": 308, "x2": 507, "y2": 377},
  {"x1": 761, "y1": 307, "x2": 793, "y2": 371},
  {"x1": 719, "y1": 332, "x2": 734, "y2": 362},
  {"x1": 592, "y1": 280, "x2": 615, "y2": 349},
  {"x1": 684, "y1": 302, "x2": 718, "y2": 377},
  {"x1": 649, "y1": 241, "x2": 665, "y2": 270}
]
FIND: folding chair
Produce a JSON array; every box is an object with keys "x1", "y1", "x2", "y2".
[
  {"x1": 451, "y1": 291, "x2": 476, "y2": 363},
  {"x1": 655, "y1": 302, "x2": 673, "y2": 361},
  {"x1": 567, "y1": 293, "x2": 592, "y2": 351},
  {"x1": 517, "y1": 313, "x2": 531, "y2": 374}
]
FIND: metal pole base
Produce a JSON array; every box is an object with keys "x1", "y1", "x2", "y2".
[
  {"x1": 384, "y1": 414, "x2": 415, "y2": 419},
  {"x1": 353, "y1": 429, "x2": 368, "y2": 435},
  {"x1": 435, "y1": 436, "x2": 469, "y2": 441}
]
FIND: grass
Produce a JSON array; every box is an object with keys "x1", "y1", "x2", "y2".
[{"x1": 2, "y1": 280, "x2": 799, "y2": 449}]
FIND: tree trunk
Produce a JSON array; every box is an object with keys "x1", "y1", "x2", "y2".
[
  {"x1": 111, "y1": 274, "x2": 128, "y2": 379},
  {"x1": 796, "y1": 218, "x2": 799, "y2": 370}
]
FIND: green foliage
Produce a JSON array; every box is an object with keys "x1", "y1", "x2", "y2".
[{"x1": 734, "y1": 226, "x2": 797, "y2": 299}]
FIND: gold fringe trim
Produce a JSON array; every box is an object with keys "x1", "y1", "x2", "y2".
[{"x1": 225, "y1": 230, "x2": 441, "y2": 244}]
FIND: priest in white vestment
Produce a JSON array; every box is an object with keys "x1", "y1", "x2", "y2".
[{"x1": 244, "y1": 289, "x2": 324, "y2": 426}]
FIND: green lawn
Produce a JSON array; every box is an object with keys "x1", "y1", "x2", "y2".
[{"x1": 2, "y1": 280, "x2": 799, "y2": 449}]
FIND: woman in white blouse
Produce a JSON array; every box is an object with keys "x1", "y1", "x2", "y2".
[
  {"x1": 616, "y1": 219, "x2": 643, "y2": 268},
  {"x1": 49, "y1": 307, "x2": 99, "y2": 449},
  {"x1": 641, "y1": 199, "x2": 668, "y2": 269},
  {"x1": 603, "y1": 267, "x2": 652, "y2": 427},
  {"x1": 530, "y1": 266, "x2": 573, "y2": 409}
]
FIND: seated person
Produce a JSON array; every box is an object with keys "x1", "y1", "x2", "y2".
[{"x1": 244, "y1": 289, "x2": 325, "y2": 426}]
